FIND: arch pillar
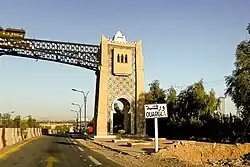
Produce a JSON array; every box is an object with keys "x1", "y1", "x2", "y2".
[
  {"x1": 110, "y1": 96, "x2": 131, "y2": 134},
  {"x1": 94, "y1": 31, "x2": 144, "y2": 137}
]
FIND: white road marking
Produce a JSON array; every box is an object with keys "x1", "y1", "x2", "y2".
[
  {"x1": 78, "y1": 146, "x2": 84, "y2": 151},
  {"x1": 68, "y1": 138, "x2": 76, "y2": 145},
  {"x1": 67, "y1": 138, "x2": 77, "y2": 152},
  {"x1": 88, "y1": 156, "x2": 102, "y2": 166}
]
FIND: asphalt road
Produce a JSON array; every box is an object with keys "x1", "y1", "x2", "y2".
[{"x1": 0, "y1": 135, "x2": 122, "y2": 167}]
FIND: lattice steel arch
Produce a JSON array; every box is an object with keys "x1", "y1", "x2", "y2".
[{"x1": 0, "y1": 37, "x2": 100, "y2": 71}]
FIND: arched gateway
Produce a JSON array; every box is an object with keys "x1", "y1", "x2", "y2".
[{"x1": 0, "y1": 29, "x2": 144, "y2": 136}]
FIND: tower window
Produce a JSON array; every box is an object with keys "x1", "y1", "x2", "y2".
[
  {"x1": 121, "y1": 54, "x2": 124, "y2": 63},
  {"x1": 117, "y1": 54, "x2": 120, "y2": 62},
  {"x1": 125, "y1": 54, "x2": 128, "y2": 63}
]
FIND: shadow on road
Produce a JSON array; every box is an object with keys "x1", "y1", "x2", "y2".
[
  {"x1": 43, "y1": 133, "x2": 88, "y2": 140},
  {"x1": 44, "y1": 134, "x2": 68, "y2": 137},
  {"x1": 54, "y1": 141, "x2": 77, "y2": 146},
  {"x1": 69, "y1": 135, "x2": 87, "y2": 139}
]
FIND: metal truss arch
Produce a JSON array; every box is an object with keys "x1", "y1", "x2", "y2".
[{"x1": 0, "y1": 37, "x2": 100, "y2": 71}]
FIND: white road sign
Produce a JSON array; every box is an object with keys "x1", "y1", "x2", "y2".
[
  {"x1": 144, "y1": 104, "x2": 168, "y2": 119},
  {"x1": 144, "y1": 103, "x2": 168, "y2": 153}
]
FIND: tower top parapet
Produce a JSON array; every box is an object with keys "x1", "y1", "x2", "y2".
[
  {"x1": 112, "y1": 31, "x2": 127, "y2": 43},
  {"x1": 107, "y1": 31, "x2": 136, "y2": 45}
]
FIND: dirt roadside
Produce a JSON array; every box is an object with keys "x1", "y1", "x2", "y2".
[
  {"x1": 77, "y1": 138, "x2": 250, "y2": 167},
  {"x1": 77, "y1": 139, "x2": 199, "y2": 167}
]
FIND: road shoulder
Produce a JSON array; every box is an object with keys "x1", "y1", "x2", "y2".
[{"x1": 0, "y1": 136, "x2": 41, "y2": 159}]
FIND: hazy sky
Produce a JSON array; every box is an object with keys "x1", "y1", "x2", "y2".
[{"x1": 0, "y1": 0, "x2": 249, "y2": 120}]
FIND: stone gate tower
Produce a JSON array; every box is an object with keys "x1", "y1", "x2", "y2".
[{"x1": 94, "y1": 31, "x2": 144, "y2": 137}]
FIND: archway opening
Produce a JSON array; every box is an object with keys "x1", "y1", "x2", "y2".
[{"x1": 112, "y1": 98, "x2": 131, "y2": 134}]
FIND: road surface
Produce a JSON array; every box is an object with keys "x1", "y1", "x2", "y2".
[{"x1": 0, "y1": 135, "x2": 122, "y2": 167}]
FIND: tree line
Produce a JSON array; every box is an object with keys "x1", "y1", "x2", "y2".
[
  {"x1": 140, "y1": 23, "x2": 250, "y2": 144},
  {"x1": 0, "y1": 114, "x2": 39, "y2": 129}
]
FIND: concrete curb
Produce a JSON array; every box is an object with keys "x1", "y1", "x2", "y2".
[
  {"x1": 74, "y1": 134, "x2": 132, "y2": 156},
  {"x1": 86, "y1": 139, "x2": 131, "y2": 156}
]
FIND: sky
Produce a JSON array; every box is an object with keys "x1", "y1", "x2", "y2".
[{"x1": 0, "y1": 0, "x2": 249, "y2": 120}]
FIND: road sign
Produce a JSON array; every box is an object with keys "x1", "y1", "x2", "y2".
[
  {"x1": 144, "y1": 103, "x2": 168, "y2": 153},
  {"x1": 144, "y1": 104, "x2": 167, "y2": 119}
]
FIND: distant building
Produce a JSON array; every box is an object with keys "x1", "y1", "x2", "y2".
[
  {"x1": 215, "y1": 97, "x2": 226, "y2": 115},
  {"x1": 221, "y1": 98, "x2": 226, "y2": 114}
]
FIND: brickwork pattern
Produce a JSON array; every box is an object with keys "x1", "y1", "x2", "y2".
[{"x1": 106, "y1": 44, "x2": 136, "y2": 130}]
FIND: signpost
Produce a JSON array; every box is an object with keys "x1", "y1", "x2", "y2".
[{"x1": 144, "y1": 103, "x2": 167, "y2": 153}]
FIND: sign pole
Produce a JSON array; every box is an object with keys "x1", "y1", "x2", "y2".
[
  {"x1": 144, "y1": 103, "x2": 167, "y2": 153},
  {"x1": 154, "y1": 117, "x2": 159, "y2": 153}
]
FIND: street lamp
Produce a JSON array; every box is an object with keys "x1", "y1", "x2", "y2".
[
  {"x1": 71, "y1": 109, "x2": 79, "y2": 130},
  {"x1": 72, "y1": 89, "x2": 90, "y2": 132},
  {"x1": 71, "y1": 102, "x2": 83, "y2": 131}
]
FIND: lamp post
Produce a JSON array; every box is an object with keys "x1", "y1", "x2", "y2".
[
  {"x1": 72, "y1": 89, "x2": 90, "y2": 132},
  {"x1": 71, "y1": 102, "x2": 83, "y2": 132},
  {"x1": 71, "y1": 109, "x2": 79, "y2": 130}
]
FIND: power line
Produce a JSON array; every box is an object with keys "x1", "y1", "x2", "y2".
[{"x1": 171, "y1": 79, "x2": 225, "y2": 89}]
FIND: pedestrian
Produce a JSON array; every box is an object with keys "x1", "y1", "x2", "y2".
[{"x1": 88, "y1": 125, "x2": 94, "y2": 138}]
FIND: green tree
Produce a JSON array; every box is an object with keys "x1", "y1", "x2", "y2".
[
  {"x1": 166, "y1": 86, "x2": 177, "y2": 120},
  {"x1": 170, "y1": 80, "x2": 221, "y2": 124},
  {"x1": 141, "y1": 80, "x2": 167, "y2": 135},
  {"x1": 27, "y1": 115, "x2": 37, "y2": 128},
  {"x1": 0, "y1": 113, "x2": 13, "y2": 128},
  {"x1": 203, "y1": 90, "x2": 221, "y2": 116},
  {"x1": 144, "y1": 80, "x2": 166, "y2": 104},
  {"x1": 137, "y1": 79, "x2": 223, "y2": 137},
  {"x1": 247, "y1": 23, "x2": 250, "y2": 34},
  {"x1": 130, "y1": 80, "x2": 167, "y2": 135},
  {"x1": 20, "y1": 120, "x2": 28, "y2": 130},
  {"x1": 13, "y1": 115, "x2": 21, "y2": 128},
  {"x1": 225, "y1": 23, "x2": 250, "y2": 121},
  {"x1": 176, "y1": 80, "x2": 206, "y2": 122}
]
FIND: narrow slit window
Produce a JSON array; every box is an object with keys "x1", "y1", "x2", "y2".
[
  {"x1": 117, "y1": 54, "x2": 120, "y2": 62},
  {"x1": 121, "y1": 54, "x2": 124, "y2": 63},
  {"x1": 125, "y1": 54, "x2": 128, "y2": 63}
]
